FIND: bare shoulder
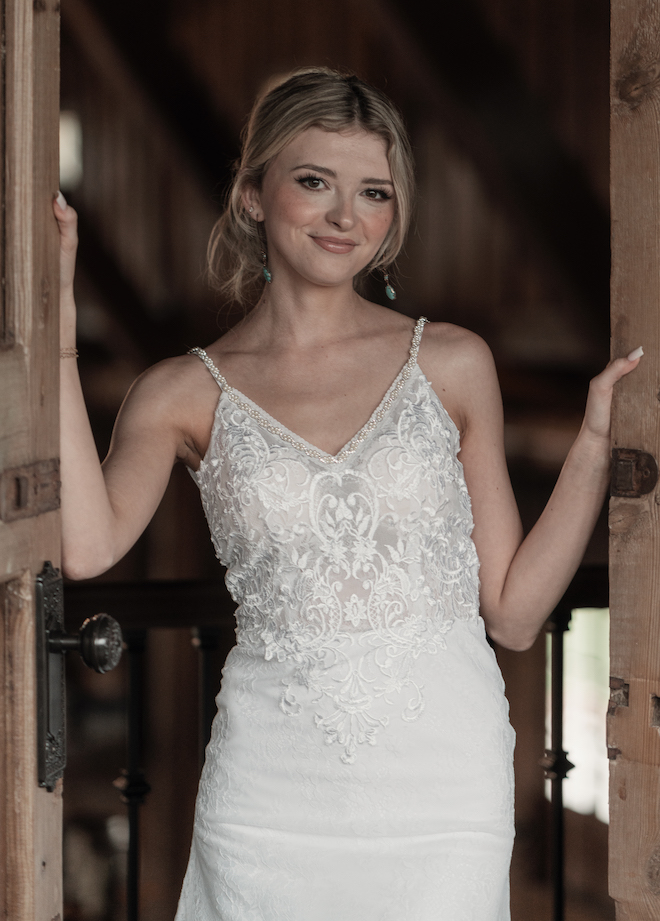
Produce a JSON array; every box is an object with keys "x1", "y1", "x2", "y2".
[
  {"x1": 418, "y1": 322, "x2": 499, "y2": 435},
  {"x1": 118, "y1": 354, "x2": 214, "y2": 417},
  {"x1": 111, "y1": 352, "x2": 223, "y2": 466},
  {"x1": 419, "y1": 321, "x2": 493, "y2": 369}
]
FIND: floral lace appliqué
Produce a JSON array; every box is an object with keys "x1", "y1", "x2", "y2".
[{"x1": 190, "y1": 348, "x2": 480, "y2": 764}]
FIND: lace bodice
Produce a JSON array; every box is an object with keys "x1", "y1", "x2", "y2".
[{"x1": 189, "y1": 318, "x2": 481, "y2": 763}]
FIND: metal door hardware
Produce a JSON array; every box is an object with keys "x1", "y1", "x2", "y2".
[
  {"x1": 611, "y1": 447, "x2": 658, "y2": 498},
  {"x1": 49, "y1": 612, "x2": 123, "y2": 672},
  {"x1": 0, "y1": 458, "x2": 60, "y2": 521},
  {"x1": 36, "y1": 562, "x2": 123, "y2": 790}
]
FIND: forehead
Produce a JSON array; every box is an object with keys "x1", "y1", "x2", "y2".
[{"x1": 272, "y1": 126, "x2": 391, "y2": 177}]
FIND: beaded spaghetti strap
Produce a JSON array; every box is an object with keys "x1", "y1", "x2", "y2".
[
  {"x1": 189, "y1": 317, "x2": 428, "y2": 465},
  {"x1": 188, "y1": 347, "x2": 229, "y2": 390}
]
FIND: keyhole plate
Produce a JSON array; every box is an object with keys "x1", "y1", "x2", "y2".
[{"x1": 36, "y1": 561, "x2": 66, "y2": 790}]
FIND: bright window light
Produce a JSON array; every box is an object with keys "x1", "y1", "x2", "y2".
[
  {"x1": 546, "y1": 607, "x2": 610, "y2": 823},
  {"x1": 59, "y1": 110, "x2": 83, "y2": 191}
]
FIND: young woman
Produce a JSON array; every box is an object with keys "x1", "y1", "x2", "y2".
[{"x1": 55, "y1": 68, "x2": 640, "y2": 921}]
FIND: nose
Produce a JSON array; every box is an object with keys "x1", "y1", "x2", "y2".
[{"x1": 326, "y1": 193, "x2": 356, "y2": 231}]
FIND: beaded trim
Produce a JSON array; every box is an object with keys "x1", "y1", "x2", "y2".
[{"x1": 190, "y1": 317, "x2": 428, "y2": 465}]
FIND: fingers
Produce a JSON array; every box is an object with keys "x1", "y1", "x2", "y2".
[
  {"x1": 574, "y1": 350, "x2": 643, "y2": 442},
  {"x1": 591, "y1": 352, "x2": 643, "y2": 391},
  {"x1": 53, "y1": 192, "x2": 79, "y2": 295},
  {"x1": 52, "y1": 191, "x2": 78, "y2": 240}
]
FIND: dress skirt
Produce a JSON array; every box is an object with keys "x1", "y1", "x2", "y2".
[{"x1": 174, "y1": 617, "x2": 515, "y2": 921}]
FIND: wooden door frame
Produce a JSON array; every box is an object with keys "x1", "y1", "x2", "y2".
[
  {"x1": 0, "y1": 1, "x2": 61, "y2": 919},
  {"x1": 609, "y1": 1, "x2": 660, "y2": 918}
]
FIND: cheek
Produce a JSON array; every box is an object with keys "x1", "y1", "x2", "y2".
[
  {"x1": 270, "y1": 187, "x2": 319, "y2": 227},
  {"x1": 366, "y1": 207, "x2": 395, "y2": 242}
]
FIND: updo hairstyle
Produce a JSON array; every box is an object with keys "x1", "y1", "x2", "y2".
[{"x1": 207, "y1": 67, "x2": 415, "y2": 306}]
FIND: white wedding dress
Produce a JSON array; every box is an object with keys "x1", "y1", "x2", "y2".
[{"x1": 175, "y1": 318, "x2": 515, "y2": 921}]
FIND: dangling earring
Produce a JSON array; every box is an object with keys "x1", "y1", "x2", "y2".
[
  {"x1": 261, "y1": 251, "x2": 272, "y2": 284},
  {"x1": 384, "y1": 271, "x2": 396, "y2": 301}
]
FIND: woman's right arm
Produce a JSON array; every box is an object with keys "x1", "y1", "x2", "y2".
[{"x1": 55, "y1": 196, "x2": 187, "y2": 580}]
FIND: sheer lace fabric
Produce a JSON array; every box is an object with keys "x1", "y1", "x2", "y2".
[{"x1": 175, "y1": 320, "x2": 515, "y2": 920}]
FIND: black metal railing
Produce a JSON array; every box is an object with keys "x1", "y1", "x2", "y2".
[
  {"x1": 541, "y1": 565, "x2": 608, "y2": 921},
  {"x1": 64, "y1": 579, "x2": 236, "y2": 921},
  {"x1": 65, "y1": 564, "x2": 609, "y2": 921}
]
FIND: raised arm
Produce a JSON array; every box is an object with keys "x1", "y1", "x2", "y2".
[
  {"x1": 421, "y1": 325, "x2": 641, "y2": 651},
  {"x1": 54, "y1": 195, "x2": 201, "y2": 580}
]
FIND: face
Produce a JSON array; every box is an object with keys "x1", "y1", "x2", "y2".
[{"x1": 244, "y1": 127, "x2": 395, "y2": 291}]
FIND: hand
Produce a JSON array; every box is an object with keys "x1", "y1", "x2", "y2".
[
  {"x1": 53, "y1": 191, "x2": 79, "y2": 345},
  {"x1": 53, "y1": 191, "x2": 78, "y2": 295},
  {"x1": 582, "y1": 349, "x2": 643, "y2": 441}
]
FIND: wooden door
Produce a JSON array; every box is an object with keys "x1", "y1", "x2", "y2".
[
  {"x1": 0, "y1": 1, "x2": 62, "y2": 919},
  {"x1": 609, "y1": 1, "x2": 660, "y2": 918}
]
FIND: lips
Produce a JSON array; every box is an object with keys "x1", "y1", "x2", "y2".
[{"x1": 311, "y1": 236, "x2": 358, "y2": 254}]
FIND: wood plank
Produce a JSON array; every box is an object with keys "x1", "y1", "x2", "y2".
[
  {"x1": 609, "y1": 0, "x2": 660, "y2": 916},
  {"x1": 31, "y1": 0, "x2": 63, "y2": 916},
  {"x1": 5, "y1": 0, "x2": 34, "y2": 349},
  {"x1": 0, "y1": 3, "x2": 38, "y2": 910},
  {"x1": 2, "y1": 569, "x2": 62, "y2": 921},
  {"x1": 1, "y1": 573, "x2": 36, "y2": 920},
  {"x1": 31, "y1": 0, "x2": 60, "y2": 464},
  {"x1": 0, "y1": 0, "x2": 62, "y2": 916}
]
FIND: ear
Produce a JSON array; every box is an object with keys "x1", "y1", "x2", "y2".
[{"x1": 240, "y1": 180, "x2": 264, "y2": 222}]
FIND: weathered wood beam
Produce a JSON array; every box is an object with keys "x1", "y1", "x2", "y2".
[{"x1": 609, "y1": 2, "x2": 660, "y2": 918}]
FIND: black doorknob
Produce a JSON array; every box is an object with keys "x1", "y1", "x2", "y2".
[{"x1": 49, "y1": 612, "x2": 123, "y2": 673}]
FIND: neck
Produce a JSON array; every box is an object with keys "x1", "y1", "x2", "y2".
[{"x1": 239, "y1": 277, "x2": 373, "y2": 351}]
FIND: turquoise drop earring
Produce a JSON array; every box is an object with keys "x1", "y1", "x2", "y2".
[
  {"x1": 384, "y1": 271, "x2": 396, "y2": 301},
  {"x1": 261, "y1": 251, "x2": 272, "y2": 284}
]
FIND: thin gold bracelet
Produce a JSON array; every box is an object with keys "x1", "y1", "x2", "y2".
[{"x1": 60, "y1": 347, "x2": 79, "y2": 359}]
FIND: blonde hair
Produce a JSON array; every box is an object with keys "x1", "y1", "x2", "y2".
[{"x1": 208, "y1": 67, "x2": 415, "y2": 306}]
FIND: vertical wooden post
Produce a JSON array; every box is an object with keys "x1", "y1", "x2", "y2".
[
  {"x1": 609, "y1": 2, "x2": 660, "y2": 918},
  {"x1": 0, "y1": 0, "x2": 61, "y2": 919}
]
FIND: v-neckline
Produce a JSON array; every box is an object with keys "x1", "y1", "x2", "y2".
[{"x1": 191, "y1": 317, "x2": 428, "y2": 466}]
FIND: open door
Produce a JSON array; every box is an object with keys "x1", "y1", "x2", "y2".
[
  {"x1": 610, "y1": 1, "x2": 660, "y2": 917},
  {"x1": 0, "y1": 1, "x2": 62, "y2": 919}
]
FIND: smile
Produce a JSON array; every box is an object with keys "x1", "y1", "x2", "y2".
[{"x1": 311, "y1": 236, "x2": 358, "y2": 254}]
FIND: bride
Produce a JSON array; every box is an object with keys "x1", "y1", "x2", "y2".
[{"x1": 55, "y1": 68, "x2": 640, "y2": 921}]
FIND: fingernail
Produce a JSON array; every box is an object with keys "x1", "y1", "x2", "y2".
[
  {"x1": 55, "y1": 191, "x2": 67, "y2": 209},
  {"x1": 627, "y1": 346, "x2": 644, "y2": 361}
]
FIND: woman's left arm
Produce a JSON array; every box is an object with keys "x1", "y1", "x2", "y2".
[{"x1": 443, "y1": 332, "x2": 641, "y2": 651}]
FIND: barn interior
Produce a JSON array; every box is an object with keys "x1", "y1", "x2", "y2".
[{"x1": 58, "y1": 1, "x2": 614, "y2": 919}]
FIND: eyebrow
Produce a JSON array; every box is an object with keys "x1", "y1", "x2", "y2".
[{"x1": 292, "y1": 163, "x2": 394, "y2": 186}]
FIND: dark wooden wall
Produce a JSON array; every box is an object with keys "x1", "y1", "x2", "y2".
[{"x1": 476, "y1": 0, "x2": 610, "y2": 204}]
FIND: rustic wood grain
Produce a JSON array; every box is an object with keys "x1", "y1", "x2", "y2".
[
  {"x1": 0, "y1": 0, "x2": 62, "y2": 917},
  {"x1": 2, "y1": 573, "x2": 37, "y2": 921},
  {"x1": 610, "y1": 1, "x2": 660, "y2": 916}
]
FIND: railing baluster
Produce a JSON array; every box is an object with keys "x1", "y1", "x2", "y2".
[
  {"x1": 114, "y1": 628, "x2": 151, "y2": 921},
  {"x1": 540, "y1": 604, "x2": 574, "y2": 921}
]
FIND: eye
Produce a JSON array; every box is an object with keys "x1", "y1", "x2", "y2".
[
  {"x1": 363, "y1": 187, "x2": 393, "y2": 201},
  {"x1": 296, "y1": 173, "x2": 326, "y2": 190}
]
